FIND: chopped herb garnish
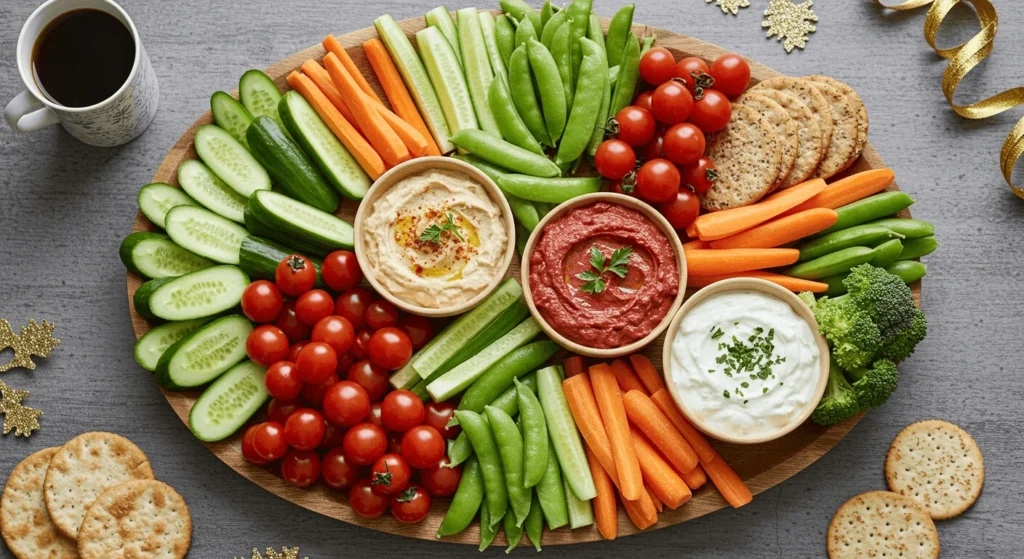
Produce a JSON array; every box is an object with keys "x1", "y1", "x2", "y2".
[
  {"x1": 711, "y1": 327, "x2": 725, "y2": 340},
  {"x1": 418, "y1": 212, "x2": 464, "y2": 245},
  {"x1": 712, "y1": 324, "x2": 785, "y2": 401},
  {"x1": 577, "y1": 245, "x2": 632, "y2": 294},
  {"x1": 723, "y1": 390, "x2": 730, "y2": 399}
]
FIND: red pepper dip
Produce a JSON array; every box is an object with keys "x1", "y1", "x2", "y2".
[{"x1": 528, "y1": 202, "x2": 679, "y2": 349}]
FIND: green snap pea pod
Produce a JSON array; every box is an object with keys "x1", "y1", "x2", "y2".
[
  {"x1": 485, "y1": 405, "x2": 532, "y2": 526},
  {"x1": 786, "y1": 246, "x2": 876, "y2": 280},
  {"x1": 609, "y1": 32, "x2": 640, "y2": 116},
  {"x1": 798, "y1": 223, "x2": 904, "y2": 262},
  {"x1": 449, "y1": 373, "x2": 538, "y2": 466},
  {"x1": 478, "y1": 503, "x2": 498, "y2": 550},
  {"x1": 608, "y1": 64, "x2": 620, "y2": 84},
  {"x1": 450, "y1": 154, "x2": 541, "y2": 230},
  {"x1": 515, "y1": 16, "x2": 539, "y2": 49},
  {"x1": 566, "y1": 0, "x2": 593, "y2": 79},
  {"x1": 516, "y1": 222, "x2": 530, "y2": 257},
  {"x1": 487, "y1": 75, "x2": 545, "y2": 155},
  {"x1": 456, "y1": 410, "x2": 508, "y2": 528},
  {"x1": 885, "y1": 260, "x2": 927, "y2": 284},
  {"x1": 509, "y1": 45, "x2": 553, "y2": 147},
  {"x1": 867, "y1": 217, "x2": 935, "y2": 239},
  {"x1": 640, "y1": 34, "x2": 657, "y2": 56},
  {"x1": 555, "y1": 37, "x2": 607, "y2": 167},
  {"x1": 818, "y1": 191, "x2": 916, "y2": 236},
  {"x1": 515, "y1": 378, "x2": 549, "y2": 488},
  {"x1": 527, "y1": 38, "x2": 568, "y2": 143},
  {"x1": 822, "y1": 274, "x2": 849, "y2": 296},
  {"x1": 534, "y1": 438, "x2": 568, "y2": 529},
  {"x1": 436, "y1": 456, "x2": 484, "y2": 537},
  {"x1": 586, "y1": 63, "x2": 613, "y2": 158},
  {"x1": 540, "y1": 0, "x2": 555, "y2": 28},
  {"x1": 524, "y1": 494, "x2": 544, "y2": 551},
  {"x1": 495, "y1": 15, "x2": 517, "y2": 68},
  {"x1": 540, "y1": 9, "x2": 567, "y2": 49},
  {"x1": 450, "y1": 129, "x2": 560, "y2": 177},
  {"x1": 587, "y1": 14, "x2": 607, "y2": 63},
  {"x1": 501, "y1": 0, "x2": 542, "y2": 37},
  {"x1": 898, "y1": 236, "x2": 939, "y2": 260},
  {"x1": 605, "y1": 4, "x2": 635, "y2": 68},
  {"x1": 459, "y1": 341, "x2": 559, "y2": 414},
  {"x1": 498, "y1": 174, "x2": 602, "y2": 203},
  {"x1": 550, "y1": 20, "x2": 575, "y2": 115},
  {"x1": 870, "y1": 238, "x2": 904, "y2": 268},
  {"x1": 503, "y1": 509, "x2": 524, "y2": 552},
  {"x1": 535, "y1": 201, "x2": 555, "y2": 217}
]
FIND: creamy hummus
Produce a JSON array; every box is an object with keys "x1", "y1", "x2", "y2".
[
  {"x1": 669, "y1": 290, "x2": 820, "y2": 441},
  {"x1": 362, "y1": 170, "x2": 508, "y2": 309}
]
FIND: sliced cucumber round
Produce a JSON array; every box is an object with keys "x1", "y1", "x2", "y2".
[
  {"x1": 189, "y1": 360, "x2": 269, "y2": 442},
  {"x1": 165, "y1": 205, "x2": 249, "y2": 265},
  {"x1": 134, "y1": 318, "x2": 211, "y2": 371},
  {"x1": 248, "y1": 190, "x2": 353, "y2": 250},
  {"x1": 137, "y1": 182, "x2": 198, "y2": 229},
  {"x1": 135, "y1": 265, "x2": 250, "y2": 321},
  {"x1": 177, "y1": 159, "x2": 247, "y2": 223},
  {"x1": 193, "y1": 124, "x2": 271, "y2": 198},
  {"x1": 210, "y1": 91, "x2": 253, "y2": 149},
  {"x1": 156, "y1": 314, "x2": 253, "y2": 389},
  {"x1": 119, "y1": 232, "x2": 213, "y2": 279}
]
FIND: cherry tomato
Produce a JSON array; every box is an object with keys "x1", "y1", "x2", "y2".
[
  {"x1": 349, "y1": 478, "x2": 390, "y2": 518},
  {"x1": 336, "y1": 288, "x2": 374, "y2": 330},
  {"x1": 323, "y1": 380, "x2": 370, "y2": 427},
  {"x1": 689, "y1": 89, "x2": 731, "y2": 133},
  {"x1": 301, "y1": 371, "x2": 337, "y2": 407},
  {"x1": 264, "y1": 361, "x2": 303, "y2": 402},
  {"x1": 246, "y1": 325, "x2": 290, "y2": 366},
  {"x1": 241, "y1": 280, "x2": 284, "y2": 323},
  {"x1": 401, "y1": 425, "x2": 446, "y2": 469},
  {"x1": 398, "y1": 315, "x2": 432, "y2": 350},
  {"x1": 658, "y1": 187, "x2": 701, "y2": 229},
  {"x1": 365, "y1": 300, "x2": 400, "y2": 331},
  {"x1": 275, "y1": 300, "x2": 311, "y2": 343},
  {"x1": 267, "y1": 398, "x2": 301, "y2": 425},
  {"x1": 252, "y1": 421, "x2": 288, "y2": 461},
  {"x1": 675, "y1": 56, "x2": 711, "y2": 90},
  {"x1": 322, "y1": 446, "x2": 363, "y2": 489},
  {"x1": 709, "y1": 53, "x2": 751, "y2": 98},
  {"x1": 346, "y1": 359, "x2": 390, "y2": 402},
  {"x1": 287, "y1": 340, "x2": 307, "y2": 362},
  {"x1": 418, "y1": 457, "x2": 462, "y2": 497},
  {"x1": 662, "y1": 123, "x2": 706, "y2": 166},
  {"x1": 614, "y1": 106, "x2": 656, "y2": 147},
  {"x1": 242, "y1": 424, "x2": 272, "y2": 465},
  {"x1": 368, "y1": 402, "x2": 386, "y2": 430},
  {"x1": 368, "y1": 327, "x2": 413, "y2": 370},
  {"x1": 342, "y1": 422, "x2": 388, "y2": 466},
  {"x1": 634, "y1": 90, "x2": 653, "y2": 112},
  {"x1": 321, "y1": 250, "x2": 363, "y2": 293},
  {"x1": 639, "y1": 47, "x2": 677, "y2": 86},
  {"x1": 642, "y1": 128, "x2": 666, "y2": 161},
  {"x1": 681, "y1": 156, "x2": 718, "y2": 194},
  {"x1": 380, "y1": 390, "x2": 425, "y2": 433},
  {"x1": 280, "y1": 449, "x2": 321, "y2": 487},
  {"x1": 390, "y1": 486, "x2": 431, "y2": 524},
  {"x1": 651, "y1": 78, "x2": 693, "y2": 125},
  {"x1": 424, "y1": 401, "x2": 460, "y2": 439},
  {"x1": 609, "y1": 178, "x2": 636, "y2": 196},
  {"x1": 636, "y1": 158, "x2": 681, "y2": 203},
  {"x1": 295, "y1": 341, "x2": 337, "y2": 384},
  {"x1": 320, "y1": 422, "x2": 346, "y2": 448},
  {"x1": 370, "y1": 453, "x2": 411, "y2": 495},
  {"x1": 351, "y1": 330, "x2": 372, "y2": 360},
  {"x1": 275, "y1": 254, "x2": 316, "y2": 297},
  {"x1": 387, "y1": 432, "x2": 403, "y2": 455},
  {"x1": 595, "y1": 139, "x2": 637, "y2": 180},
  {"x1": 311, "y1": 315, "x2": 355, "y2": 356},
  {"x1": 284, "y1": 408, "x2": 325, "y2": 451},
  {"x1": 335, "y1": 351, "x2": 354, "y2": 376},
  {"x1": 295, "y1": 289, "x2": 334, "y2": 326}
]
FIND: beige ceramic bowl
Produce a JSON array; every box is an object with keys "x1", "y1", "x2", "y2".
[
  {"x1": 521, "y1": 192, "x2": 687, "y2": 359},
  {"x1": 660, "y1": 278, "x2": 830, "y2": 444},
  {"x1": 353, "y1": 156, "x2": 516, "y2": 318}
]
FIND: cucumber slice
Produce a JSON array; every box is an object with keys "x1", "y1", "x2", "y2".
[
  {"x1": 247, "y1": 116, "x2": 339, "y2": 213},
  {"x1": 238, "y1": 236, "x2": 325, "y2": 289},
  {"x1": 478, "y1": 11, "x2": 508, "y2": 83},
  {"x1": 133, "y1": 318, "x2": 211, "y2": 371},
  {"x1": 238, "y1": 70, "x2": 291, "y2": 139},
  {"x1": 537, "y1": 366, "x2": 597, "y2": 501},
  {"x1": 562, "y1": 475, "x2": 594, "y2": 528},
  {"x1": 193, "y1": 124, "x2": 271, "y2": 198},
  {"x1": 375, "y1": 14, "x2": 455, "y2": 153},
  {"x1": 418, "y1": 26, "x2": 479, "y2": 139},
  {"x1": 243, "y1": 207, "x2": 330, "y2": 258},
  {"x1": 137, "y1": 182, "x2": 198, "y2": 229},
  {"x1": 177, "y1": 160, "x2": 247, "y2": 223},
  {"x1": 248, "y1": 190, "x2": 353, "y2": 250},
  {"x1": 457, "y1": 8, "x2": 500, "y2": 136},
  {"x1": 278, "y1": 91, "x2": 370, "y2": 200},
  {"x1": 164, "y1": 205, "x2": 249, "y2": 265},
  {"x1": 210, "y1": 91, "x2": 253, "y2": 149},
  {"x1": 119, "y1": 232, "x2": 214, "y2": 279},
  {"x1": 156, "y1": 314, "x2": 253, "y2": 389},
  {"x1": 425, "y1": 6, "x2": 463, "y2": 68},
  {"x1": 189, "y1": 360, "x2": 268, "y2": 442},
  {"x1": 135, "y1": 265, "x2": 250, "y2": 322}
]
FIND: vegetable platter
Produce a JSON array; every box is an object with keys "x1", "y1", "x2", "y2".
[{"x1": 124, "y1": 13, "x2": 921, "y2": 545}]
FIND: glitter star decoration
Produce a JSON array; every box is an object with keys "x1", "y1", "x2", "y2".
[
  {"x1": 763, "y1": 0, "x2": 818, "y2": 53},
  {"x1": 706, "y1": 0, "x2": 751, "y2": 15},
  {"x1": 0, "y1": 319, "x2": 61, "y2": 372},
  {"x1": 0, "y1": 379, "x2": 43, "y2": 437},
  {"x1": 235, "y1": 547, "x2": 306, "y2": 559}
]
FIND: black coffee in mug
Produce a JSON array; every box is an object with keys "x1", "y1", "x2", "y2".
[{"x1": 32, "y1": 9, "x2": 135, "y2": 108}]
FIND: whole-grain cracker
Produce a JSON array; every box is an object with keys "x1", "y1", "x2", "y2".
[
  {"x1": 827, "y1": 490, "x2": 939, "y2": 559},
  {"x1": 701, "y1": 103, "x2": 782, "y2": 211}
]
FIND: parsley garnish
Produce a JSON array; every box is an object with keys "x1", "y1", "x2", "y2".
[
  {"x1": 418, "y1": 212, "x2": 464, "y2": 245},
  {"x1": 576, "y1": 245, "x2": 632, "y2": 294},
  {"x1": 710, "y1": 324, "x2": 786, "y2": 401}
]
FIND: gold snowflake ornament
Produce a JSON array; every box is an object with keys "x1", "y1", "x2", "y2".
[
  {"x1": 236, "y1": 547, "x2": 306, "y2": 559},
  {"x1": 763, "y1": 0, "x2": 818, "y2": 52},
  {"x1": 0, "y1": 379, "x2": 43, "y2": 437},
  {"x1": 0, "y1": 319, "x2": 60, "y2": 372},
  {"x1": 707, "y1": 0, "x2": 751, "y2": 15}
]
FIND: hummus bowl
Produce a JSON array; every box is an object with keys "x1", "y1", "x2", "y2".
[
  {"x1": 354, "y1": 156, "x2": 516, "y2": 317},
  {"x1": 522, "y1": 192, "x2": 687, "y2": 359}
]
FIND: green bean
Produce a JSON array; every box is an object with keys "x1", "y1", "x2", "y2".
[
  {"x1": 488, "y1": 75, "x2": 545, "y2": 155},
  {"x1": 509, "y1": 45, "x2": 553, "y2": 147},
  {"x1": 448, "y1": 373, "x2": 537, "y2": 466},
  {"x1": 818, "y1": 191, "x2": 916, "y2": 236},
  {"x1": 498, "y1": 174, "x2": 602, "y2": 203},
  {"x1": 456, "y1": 410, "x2": 508, "y2": 528},
  {"x1": 450, "y1": 129, "x2": 560, "y2": 177},
  {"x1": 485, "y1": 405, "x2": 532, "y2": 526},
  {"x1": 609, "y1": 32, "x2": 640, "y2": 116},
  {"x1": 798, "y1": 224, "x2": 904, "y2": 262},
  {"x1": 516, "y1": 378, "x2": 549, "y2": 488},
  {"x1": 495, "y1": 15, "x2": 517, "y2": 68},
  {"x1": 898, "y1": 236, "x2": 939, "y2": 260},
  {"x1": 640, "y1": 34, "x2": 657, "y2": 56},
  {"x1": 885, "y1": 260, "x2": 927, "y2": 284},
  {"x1": 540, "y1": 9, "x2": 567, "y2": 49},
  {"x1": 867, "y1": 218, "x2": 935, "y2": 239},
  {"x1": 460, "y1": 341, "x2": 559, "y2": 414},
  {"x1": 501, "y1": 0, "x2": 542, "y2": 37},
  {"x1": 436, "y1": 456, "x2": 484, "y2": 537},
  {"x1": 527, "y1": 38, "x2": 567, "y2": 143},
  {"x1": 870, "y1": 238, "x2": 904, "y2": 268},
  {"x1": 550, "y1": 19, "x2": 575, "y2": 115},
  {"x1": 534, "y1": 438, "x2": 568, "y2": 528},
  {"x1": 514, "y1": 15, "x2": 538, "y2": 49},
  {"x1": 587, "y1": 14, "x2": 607, "y2": 63},
  {"x1": 524, "y1": 494, "x2": 544, "y2": 551},
  {"x1": 786, "y1": 246, "x2": 876, "y2": 280},
  {"x1": 555, "y1": 37, "x2": 607, "y2": 167},
  {"x1": 503, "y1": 509, "x2": 524, "y2": 553},
  {"x1": 605, "y1": 4, "x2": 635, "y2": 67},
  {"x1": 540, "y1": 0, "x2": 554, "y2": 28},
  {"x1": 478, "y1": 503, "x2": 498, "y2": 550},
  {"x1": 566, "y1": 0, "x2": 593, "y2": 78}
]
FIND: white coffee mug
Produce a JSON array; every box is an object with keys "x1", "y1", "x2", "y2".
[{"x1": 4, "y1": 0, "x2": 159, "y2": 146}]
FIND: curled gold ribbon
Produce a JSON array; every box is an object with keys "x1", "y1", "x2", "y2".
[{"x1": 877, "y1": 0, "x2": 1024, "y2": 199}]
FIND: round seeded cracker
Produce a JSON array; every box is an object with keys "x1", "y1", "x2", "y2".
[
  {"x1": 753, "y1": 89, "x2": 823, "y2": 189},
  {"x1": 807, "y1": 75, "x2": 868, "y2": 166},
  {"x1": 736, "y1": 93, "x2": 798, "y2": 191},
  {"x1": 828, "y1": 491, "x2": 939, "y2": 559},
  {"x1": 804, "y1": 79, "x2": 859, "y2": 180},
  {"x1": 0, "y1": 447, "x2": 79, "y2": 559},
  {"x1": 750, "y1": 76, "x2": 833, "y2": 162},
  {"x1": 701, "y1": 103, "x2": 782, "y2": 211},
  {"x1": 77, "y1": 480, "x2": 191, "y2": 559}
]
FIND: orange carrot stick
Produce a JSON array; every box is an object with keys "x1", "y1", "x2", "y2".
[
  {"x1": 620, "y1": 488, "x2": 658, "y2": 530},
  {"x1": 685, "y1": 248, "x2": 799, "y2": 276},
  {"x1": 300, "y1": 60, "x2": 361, "y2": 132},
  {"x1": 649, "y1": 389, "x2": 716, "y2": 464},
  {"x1": 630, "y1": 428, "x2": 691, "y2": 509},
  {"x1": 586, "y1": 445, "x2": 618, "y2": 540},
  {"x1": 363, "y1": 38, "x2": 442, "y2": 156},
  {"x1": 591, "y1": 363, "x2": 643, "y2": 501},
  {"x1": 323, "y1": 35, "x2": 382, "y2": 103},
  {"x1": 286, "y1": 71, "x2": 385, "y2": 179},
  {"x1": 562, "y1": 374, "x2": 619, "y2": 487},
  {"x1": 610, "y1": 359, "x2": 647, "y2": 395},
  {"x1": 683, "y1": 239, "x2": 708, "y2": 251},
  {"x1": 782, "y1": 168, "x2": 895, "y2": 216},
  {"x1": 370, "y1": 101, "x2": 429, "y2": 156},
  {"x1": 563, "y1": 355, "x2": 587, "y2": 378},
  {"x1": 622, "y1": 390, "x2": 699, "y2": 475},
  {"x1": 687, "y1": 271, "x2": 829, "y2": 293},
  {"x1": 709, "y1": 208, "x2": 838, "y2": 250},
  {"x1": 681, "y1": 463, "x2": 707, "y2": 491},
  {"x1": 693, "y1": 178, "x2": 827, "y2": 241},
  {"x1": 702, "y1": 453, "x2": 752, "y2": 508},
  {"x1": 628, "y1": 354, "x2": 666, "y2": 395},
  {"x1": 646, "y1": 483, "x2": 664, "y2": 513},
  {"x1": 685, "y1": 222, "x2": 698, "y2": 239}
]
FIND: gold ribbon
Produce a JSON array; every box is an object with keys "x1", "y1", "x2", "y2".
[{"x1": 877, "y1": 0, "x2": 1024, "y2": 199}]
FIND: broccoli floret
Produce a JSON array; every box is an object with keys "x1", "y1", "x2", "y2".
[
  {"x1": 877, "y1": 308, "x2": 927, "y2": 362},
  {"x1": 812, "y1": 298, "x2": 882, "y2": 371},
  {"x1": 842, "y1": 264, "x2": 918, "y2": 341},
  {"x1": 845, "y1": 359, "x2": 900, "y2": 409},
  {"x1": 811, "y1": 357, "x2": 862, "y2": 426}
]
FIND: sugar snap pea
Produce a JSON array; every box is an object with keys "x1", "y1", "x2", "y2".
[
  {"x1": 885, "y1": 260, "x2": 927, "y2": 284},
  {"x1": 870, "y1": 238, "x2": 904, "y2": 268},
  {"x1": 898, "y1": 236, "x2": 939, "y2": 260},
  {"x1": 503, "y1": 509, "x2": 524, "y2": 552},
  {"x1": 460, "y1": 341, "x2": 559, "y2": 414},
  {"x1": 527, "y1": 38, "x2": 567, "y2": 142},
  {"x1": 540, "y1": 0, "x2": 555, "y2": 28},
  {"x1": 515, "y1": 16, "x2": 539, "y2": 49},
  {"x1": 609, "y1": 31, "x2": 640, "y2": 116},
  {"x1": 534, "y1": 437, "x2": 568, "y2": 529},
  {"x1": 786, "y1": 246, "x2": 876, "y2": 280},
  {"x1": 495, "y1": 15, "x2": 517, "y2": 67},
  {"x1": 540, "y1": 8, "x2": 567, "y2": 48},
  {"x1": 448, "y1": 373, "x2": 537, "y2": 466},
  {"x1": 498, "y1": 174, "x2": 602, "y2": 203},
  {"x1": 587, "y1": 14, "x2": 607, "y2": 63},
  {"x1": 451, "y1": 154, "x2": 541, "y2": 231},
  {"x1": 586, "y1": 72, "x2": 613, "y2": 158},
  {"x1": 524, "y1": 494, "x2": 544, "y2": 551},
  {"x1": 556, "y1": 37, "x2": 607, "y2": 167},
  {"x1": 436, "y1": 456, "x2": 484, "y2": 537},
  {"x1": 798, "y1": 223, "x2": 904, "y2": 262},
  {"x1": 509, "y1": 45, "x2": 553, "y2": 147},
  {"x1": 566, "y1": 0, "x2": 593, "y2": 78},
  {"x1": 606, "y1": 4, "x2": 635, "y2": 67},
  {"x1": 516, "y1": 378, "x2": 550, "y2": 488},
  {"x1": 867, "y1": 217, "x2": 935, "y2": 239},
  {"x1": 450, "y1": 129, "x2": 560, "y2": 177},
  {"x1": 550, "y1": 20, "x2": 575, "y2": 114},
  {"x1": 485, "y1": 405, "x2": 532, "y2": 526},
  {"x1": 487, "y1": 76, "x2": 545, "y2": 155},
  {"x1": 501, "y1": 0, "x2": 542, "y2": 37},
  {"x1": 456, "y1": 410, "x2": 508, "y2": 528},
  {"x1": 478, "y1": 503, "x2": 498, "y2": 550},
  {"x1": 817, "y1": 191, "x2": 916, "y2": 236}
]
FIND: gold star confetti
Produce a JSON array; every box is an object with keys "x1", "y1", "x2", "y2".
[
  {"x1": 706, "y1": 0, "x2": 751, "y2": 15},
  {"x1": 235, "y1": 546, "x2": 306, "y2": 559},
  {"x1": 0, "y1": 379, "x2": 43, "y2": 437},
  {"x1": 0, "y1": 319, "x2": 61, "y2": 372},
  {"x1": 762, "y1": 0, "x2": 818, "y2": 53}
]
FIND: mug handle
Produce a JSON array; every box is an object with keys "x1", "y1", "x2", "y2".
[{"x1": 4, "y1": 91, "x2": 60, "y2": 132}]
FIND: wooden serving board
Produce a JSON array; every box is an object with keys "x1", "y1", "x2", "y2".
[{"x1": 126, "y1": 15, "x2": 918, "y2": 545}]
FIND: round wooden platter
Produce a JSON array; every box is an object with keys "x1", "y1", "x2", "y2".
[{"x1": 126, "y1": 14, "x2": 919, "y2": 545}]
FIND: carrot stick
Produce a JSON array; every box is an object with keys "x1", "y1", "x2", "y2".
[
  {"x1": 702, "y1": 453, "x2": 752, "y2": 508},
  {"x1": 300, "y1": 60, "x2": 361, "y2": 131},
  {"x1": 563, "y1": 355, "x2": 587, "y2": 378},
  {"x1": 646, "y1": 483, "x2": 664, "y2": 513},
  {"x1": 709, "y1": 208, "x2": 838, "y2": 250},
  {"x1": 590, "y1": 364, "x2": 643, "y2": 501},
  {"x1": 687, "y1": 271, "x2": 829, "y2": 293},
  {"x1": 649, "y1": 389, "x2": 715, "y2": 464},
  {"x1": 681, "y1": 463, "x2": 707, "y2": 491},
  {"x1": 286, "y1": 71, "x2": 385, "y2": 179},
  {"x1": 685, "y1": 222, "x2": 698, "y2": 239},
  {"x1": 630, "y1": 428, "x2": 691, "y2": 509},
  {"x1": 363, "y1": 38, "x2": 442, "y2": 156},
  {"x1": 370, "y1": 101, "x2": 430, "y2": 157},
  {"x1": 586, "y1": 445, "x2": 618, "y2": 540},
  {"x1": 610, "y1": 359, "x2": 647, "y2": 395},
  {"x1": 683, "y1": 239, "x2": 708, "y2": 251},
  {"x1": 323, "y1": 35, "x2": 382, "y2": 103},
  {"x1": 685, "y1": 248, "x2": 799, "y2": 276},
  {"x1": 628, "y1": 354, "x2": 666, "y2": 395},
  {"x1": 693, "y1": 178, "x2": 827, "y2": 241},
  {"x1": 562, "y1": 374, "x2": 619, "y2": 487},
  {"x1": 620, "y1": 488, "x2": 658, "y2": 530},
  {"x1": 782, "y1": 168, "x2": 895, "y2": 216},
  {"x1": 622, "y1": 391, "x2": 699, "y2": 475},
  {"x1": 323, "y1": 52, "x2": 410, "y2": 167}
]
